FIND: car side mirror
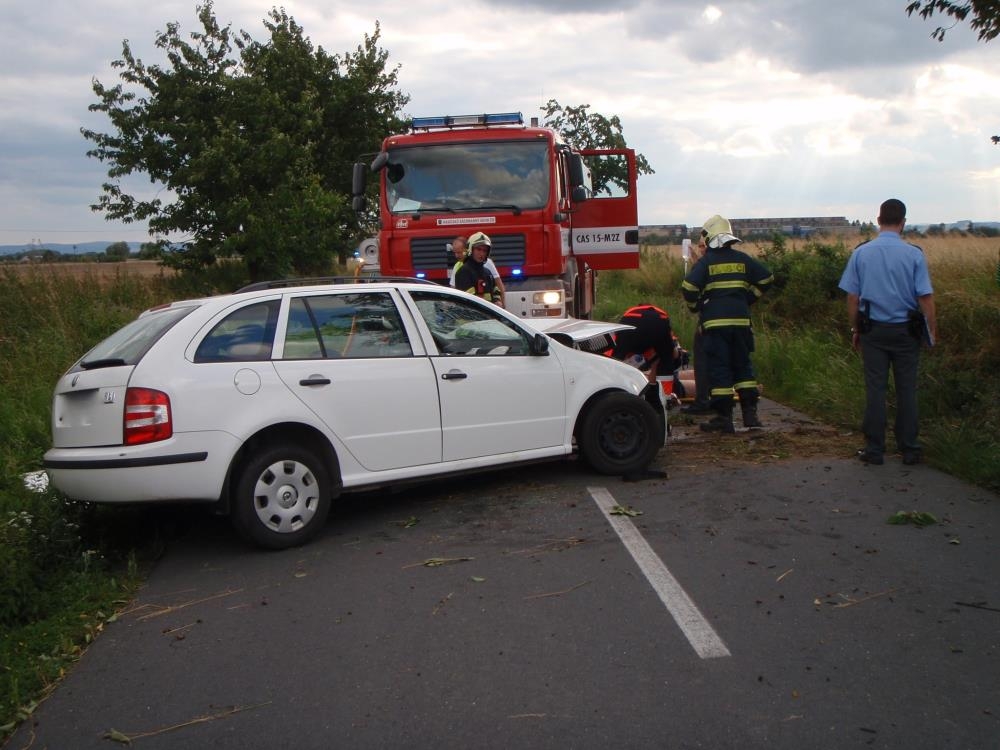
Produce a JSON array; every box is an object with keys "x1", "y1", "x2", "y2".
[{"x1": 530, "y1": 333, "x2": 550, "y2": 356}]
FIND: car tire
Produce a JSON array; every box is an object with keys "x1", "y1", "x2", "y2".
[
  {"x1": 231, "y1": 444, "x2": 333, "y2": 550},
  {"x1": 578, "y1": 392, "x2": 662, "y2": 475}
]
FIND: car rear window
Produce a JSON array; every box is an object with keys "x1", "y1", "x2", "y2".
[{"x1": 74, "y1": 305, "x2": 197, "y2": 371}]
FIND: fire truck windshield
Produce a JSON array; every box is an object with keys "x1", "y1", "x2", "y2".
[{"x1": 385, "y1": 141, "x2": 550, "y2": 214}]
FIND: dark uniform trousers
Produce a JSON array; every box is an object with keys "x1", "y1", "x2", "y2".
[
  {"x1": 703, "y1": 326, "x2": 757, "y2": 409},
  {"x1": 860, "y1": 322, "x2": 921, "y2": 456}
]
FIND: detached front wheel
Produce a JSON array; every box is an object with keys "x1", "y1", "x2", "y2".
[
  {"x1": 579, "y1": 393, "x2": 662, "y2": 475},
  {"x1": 231, "y1": 444, "x2": 332, "y2": 550}
]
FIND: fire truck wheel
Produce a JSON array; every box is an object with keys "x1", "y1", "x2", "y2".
[{"x1": 578, "y1": 393, "x2": 661, "y2": 475}]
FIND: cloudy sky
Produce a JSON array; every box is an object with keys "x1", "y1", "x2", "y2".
[{"x1": 2, "y1": 0, "x2": 998, "y2": 246}]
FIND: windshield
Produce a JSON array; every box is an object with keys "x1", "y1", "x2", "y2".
[{"x1": 385, "y1": 141, "x2": 550, "y2": 214}]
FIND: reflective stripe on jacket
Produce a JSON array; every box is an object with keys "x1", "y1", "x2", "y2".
[{"x1": 682, "y1": 245, "x2": 773, "y2": 328}]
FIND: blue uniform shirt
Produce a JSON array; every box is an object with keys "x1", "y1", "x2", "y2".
[{"x1": 838, "y1": 231, "x2": 933, "y2": 323}]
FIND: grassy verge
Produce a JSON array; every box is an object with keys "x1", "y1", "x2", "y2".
[
  {"x1": 0, "y1": 266, "x2": 183, "y2": 739},
  {"x1": 600, "y1": 238, "x2": 1000, "y2": 492}
]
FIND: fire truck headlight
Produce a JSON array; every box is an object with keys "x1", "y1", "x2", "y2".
[
  {"x1": 533, "y1": 291, "x2": 563, "y2": 305},
  {"x1": 511, "y1": 268, "x2": 522, "y2": 276}
]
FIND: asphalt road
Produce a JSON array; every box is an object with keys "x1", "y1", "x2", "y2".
[{"x1": 9, "y1": 401, "x2": 1000, "y2": 750}]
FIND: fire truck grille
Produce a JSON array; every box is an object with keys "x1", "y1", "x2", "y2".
[{"x1": 410, "y1": 234, "x2": 527, "y2": 270}]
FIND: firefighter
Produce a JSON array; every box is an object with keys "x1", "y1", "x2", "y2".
[
  {"x1": 454, "y1": 232, "x2": 503, "y2": 306},
  {"x1": 682, "y1": 215, "x2": 773, "y2": 433},
  {"x1": 609, "y1": 304, "x2": 680, "y2": 384}
]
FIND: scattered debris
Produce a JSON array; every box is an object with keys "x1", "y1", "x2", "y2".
[
  {"x1": 831, "y1": 588, "x2": 897, "y2": 609},
  {"x1": 524, "y1": 581, "x2": 590, "y2": 600},
  {"x1": 432, "y1": 592, "x2": 454, "y2": 615},
  {"x1": 609, "y1": 505, "x2": 643, "y2": 517},
  {"x1": 470, "y1": 576, "x2": 486, "y2": 583},
  {"x1": 955, "y1": 601, "x2": 1000, "y2": 613},
  {"x1": 887, "y1": 510, "x2": 938, "y2": 526},
  {"x1": 394, "y1": 516, "x2": 419, "y2": 528},
  {"x1": 136, "y1": 589, "x2": 244, "y2": 622},
  {"x1": 103, "y1": 702, "x2": 271, "y2": 744},
  {"x1": 21, "y1": 470, "x2": 49, "y2": 493},
  {"x1": 508, "y1": 538, "x2": 586, "y2": 556},
  {"x1": 776, "y1": 569, "x2": 794, "y2": 583},
  {"x1": 403, "y1": 556, "x2": 474, "y2": 569}
]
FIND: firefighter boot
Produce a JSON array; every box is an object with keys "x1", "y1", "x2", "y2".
[
  {"x1": 699, "y1": 404, "x2": 735, "y2": 434},
  {"x1": 741, "y1": 400, "x2": 763, "y2": 429}
]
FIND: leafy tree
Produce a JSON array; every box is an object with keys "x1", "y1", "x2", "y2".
[
  {"x1": 906, "y1": 1, "x2": 1000, "y2": 42},
  {"x1": 138, "y1": 242, "x2": 162, "y2": 260},
  {"x1": 104, "y1": 241, "x2": 131, "y2": 262},
  {"x1": 541, "y1": 100, "x2": 654, "y2": 197},
  {"x1": 83, "y1": 2, "x2": 409, "y2": 282}
]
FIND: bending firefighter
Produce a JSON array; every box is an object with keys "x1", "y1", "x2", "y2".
[
  {"x1": 682, "y1": 215, "x2": 773, "y2": 433},
  {"x1": 454, "y1": 232, "x2": 503, "y2": 306}
]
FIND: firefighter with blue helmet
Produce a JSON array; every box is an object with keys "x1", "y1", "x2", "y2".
[{"x1": 682, "y1": 215, "x2": 773, "y2": 432}]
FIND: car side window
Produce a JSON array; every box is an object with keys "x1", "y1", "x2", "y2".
[
  {"x1": 410, "y1": 291, "x2": 530, "y2": 356},
  {"x1": 282, "y1": 293, "x2": 413, "y2": 359},
  {"x1": 194, "y1": 301, "x2": 279, "y2": 363}
]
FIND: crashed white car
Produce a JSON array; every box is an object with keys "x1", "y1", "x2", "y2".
[{"x1": 44, "y1": 279, "x2": 664, "y2": 549}]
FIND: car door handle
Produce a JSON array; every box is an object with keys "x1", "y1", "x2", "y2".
[
  {"x1": 299, "y1": 376, "x2": 331, "y2": 386},
  {"x1": 441, "y1": 370, "x2": 467, "y2": 380}
]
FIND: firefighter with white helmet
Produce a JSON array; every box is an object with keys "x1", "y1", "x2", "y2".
[
  {"x1": 682, "y1": 215, "x2": 774, "y2": 432},
  {"x1": 454, "y1": 232, "x2": 503, "y2": 306}
]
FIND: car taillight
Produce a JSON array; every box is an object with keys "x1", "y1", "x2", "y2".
[{"x1": 124, "y1": 388, "x2": 172, "y2": 445}]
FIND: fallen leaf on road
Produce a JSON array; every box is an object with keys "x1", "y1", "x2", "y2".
[
  {"x1": 610, "y1": 505, "x2": 642, "y2": 517},
  {"x1": 887, "y1": 510, "x2": 938, "y2": 526}
]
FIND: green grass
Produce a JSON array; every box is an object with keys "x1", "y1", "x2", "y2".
[{"x1": 600, "y1": 242, "x2": 1000, "y2": 492}]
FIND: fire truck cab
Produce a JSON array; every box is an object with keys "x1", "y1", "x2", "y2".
[{"x1": 352, "y1": 112, "x2": 640, "y2": 319}]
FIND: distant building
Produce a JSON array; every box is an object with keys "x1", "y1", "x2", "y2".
[{"x1": 641, "y1": 217, "x2": 853, "y2": 242}]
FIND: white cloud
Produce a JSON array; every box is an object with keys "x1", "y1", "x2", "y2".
[{"x1": 1, "y1": 0, "x2": 998, "y2": 245}]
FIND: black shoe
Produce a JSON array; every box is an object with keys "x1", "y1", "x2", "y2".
[
  {"x1": 902, "y1": 452, "x2": 922, "y2": 466},
  {"x1": 856, "y1": 449, "x2": 884, "y2": 465},
  {"x1": 741, "y1": 409, "x2": 763, "y2": 429},
  {"x1": 682, "y1": 402, "x2": 713, "y2": 415},
  {"x1": 700, "y1": 415, "x2": 735, "y2": 434}
]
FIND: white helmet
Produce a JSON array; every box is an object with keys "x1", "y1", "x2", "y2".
[
  {"x1": 467, "y1": 231, "x2": 492, "y2": 256},
  {"x1": 702, "y1": 214, "x2": 741, "y2": 249}
]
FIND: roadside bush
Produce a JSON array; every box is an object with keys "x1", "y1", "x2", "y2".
[{"x1": 754, "y1": 234, "x2": 850, "y2": 327}]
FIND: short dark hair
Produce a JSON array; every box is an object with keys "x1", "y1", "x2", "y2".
[{"x1": 878, "y1": 198, "x2": 906, "y2": 226}]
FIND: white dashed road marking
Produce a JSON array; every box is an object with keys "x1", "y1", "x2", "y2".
[{"x1": 589, "y1": 486, "x2": 731, "y2": 659}]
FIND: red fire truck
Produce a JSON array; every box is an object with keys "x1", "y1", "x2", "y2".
[{"x1": 351, "y1": 112, "x2": 640, "y2": 319}]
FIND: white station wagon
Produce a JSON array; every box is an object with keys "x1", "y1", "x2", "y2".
[{"x1": 44, "y1": 279, "x2": 664, "y2": 549}]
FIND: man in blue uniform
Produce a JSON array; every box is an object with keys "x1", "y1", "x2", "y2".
[
  {"x1": 682, "y1": 215, "x2": 773, "y2": 433},
  {"x1": 838, "y1": 198, "x2": 937, "y2": 466}
]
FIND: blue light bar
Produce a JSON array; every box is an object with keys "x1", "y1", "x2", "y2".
[
  {"x1": 411, "y1": 116, "x2": 448, "y2": 129},
  {"x1": 485, "y1": 112, "x2": 523, "y2": 125},
  {"x1": 415, "y1": 271, "x2": 426, "y2": 278},
  {"x1": 511, "y1": 268, "x2": 522, "y2": 276},
  {"x1": 411, "y1": 112, "x2": 524, "y2": 130}
]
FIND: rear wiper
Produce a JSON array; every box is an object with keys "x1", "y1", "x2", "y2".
[{"x1": 80, "y1": 358, "x2": 127, "y2": 370}]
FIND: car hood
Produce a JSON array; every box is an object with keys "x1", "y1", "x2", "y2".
[{"x1": 523, "y1": 317, "x2": 632, "y2": 343}]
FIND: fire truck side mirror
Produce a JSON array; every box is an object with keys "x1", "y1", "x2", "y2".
[
  {"x1": 571, "y1": 185, "x2": 590, "y2": 203},
  {"x1": 352, "y1": 162, "x2": 367, "y2": 192},
  {"x1": 568, "y1": 154, "x2": 587, "y2": 187},
  {"x1": 351, "y1": 162, "x2": 368, "y2": 214}
]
